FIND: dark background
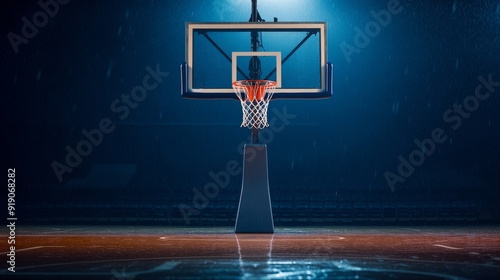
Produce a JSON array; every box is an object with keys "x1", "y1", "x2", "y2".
[{"x1": 1, "y1": 0, "x2": 499, "y2": 225}]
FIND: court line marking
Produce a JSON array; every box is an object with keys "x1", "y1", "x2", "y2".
[
  {"x1": 433, "y1": 244, "x2": 462, "y2": 250},
  {"x1": 110, "y1": 261, "x2": 180, "y2": 278},
  {"x1": 404, "y1": 228, "x2": 422, "y2": 232},
  {"x1": 0, "y1": 246, "x2": 65, "y2": 254},
  {"x1": 37, "y1": 227, "x2": 97, "y2": 234},
  {"x1": 157, "y1": 237, "x2": 347, "y2": 240}
]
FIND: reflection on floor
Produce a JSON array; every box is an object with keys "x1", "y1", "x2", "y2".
[{"x1": 1, "y1": 226, "x2": 500, "y2": 279}]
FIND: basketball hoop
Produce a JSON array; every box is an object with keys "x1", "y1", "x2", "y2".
[{"x1": 232, "y1": 80, "x2": 277, "y2": 129}]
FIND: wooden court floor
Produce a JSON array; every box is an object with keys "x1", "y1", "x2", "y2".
[{"x1": 1, "y1": 225, "x2": 500, "y2": 279}]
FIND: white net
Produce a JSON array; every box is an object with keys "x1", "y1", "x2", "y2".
[{"x1": 232, "y1": 80, "x2": 277, "y2": 129}]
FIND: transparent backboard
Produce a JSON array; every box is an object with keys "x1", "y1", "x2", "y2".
[{"x1": 181, "y1": 22, "x2": 332, "y2": 100}]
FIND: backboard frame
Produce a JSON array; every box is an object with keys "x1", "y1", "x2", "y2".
[{"x1": 181, "y1": 22, "x2": 333, "y2": 100}]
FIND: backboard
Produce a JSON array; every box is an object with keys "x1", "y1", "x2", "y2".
[{"x1": 181, "y1": 22, "x2": 333, "y2": 100}]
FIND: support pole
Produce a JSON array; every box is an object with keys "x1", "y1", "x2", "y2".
[
  {"x1": 235, "y1": 0, "x2": 274, "y2": 233},
  {"x1": 235, "y1": 145, "x2": 274, "y2": 233},
  {"x1": 250, "y1": 0, "x2": 261, "y2": 144}
]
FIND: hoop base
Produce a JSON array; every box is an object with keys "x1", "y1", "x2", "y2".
[{"x1": 235, "y1": 144, "x2": 274, "y2": 233}]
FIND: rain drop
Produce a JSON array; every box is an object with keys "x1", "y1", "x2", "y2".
[
  {"x1": 392, "y1": 101, "x2": 399, "y2": 114},
  {"x1": 106, "y1": 61, "x2": 113, "y2": 79}
]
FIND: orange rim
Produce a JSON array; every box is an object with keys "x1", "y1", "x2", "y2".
[{"x1": 233, "y1": 80, "x2": 277, "y2": 101}]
